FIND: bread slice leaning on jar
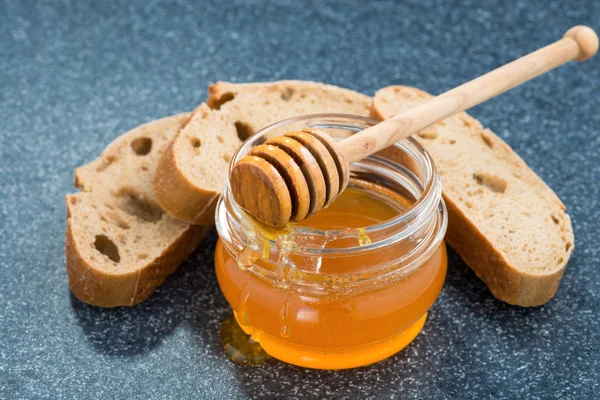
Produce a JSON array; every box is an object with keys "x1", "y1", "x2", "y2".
[{"x1": 371, "y1": 85, "x2": 574, "y2": 306}]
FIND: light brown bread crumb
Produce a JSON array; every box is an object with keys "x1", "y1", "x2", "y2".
[{"x1": 371, "y1": 85, "x2": 574, "y2": 306}]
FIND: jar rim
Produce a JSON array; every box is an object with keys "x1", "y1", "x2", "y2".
[{"x1": 220, "y1": 113, "x2": 445, "y2": 254}]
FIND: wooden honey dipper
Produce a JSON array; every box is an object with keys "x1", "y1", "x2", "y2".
[{"x1": 231, "y1": 26, "x2": 598, "y2": 228}]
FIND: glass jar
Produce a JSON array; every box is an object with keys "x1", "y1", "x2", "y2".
[{"x1": 215, "y1": 114, "x2": 447, "y2": 369}]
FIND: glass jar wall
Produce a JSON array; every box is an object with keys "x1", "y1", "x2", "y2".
[{"x1": 215, "y1": 114, "x2": 447, "y2": 369}]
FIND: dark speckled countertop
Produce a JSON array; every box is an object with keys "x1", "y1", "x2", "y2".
[{"x1": 1, "y1": 0, "x2": 599, "y2": 398}]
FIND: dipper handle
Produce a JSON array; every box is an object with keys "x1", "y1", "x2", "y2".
[{"x1": 339, "y1": 26, "x2": 598, "y2": 162}]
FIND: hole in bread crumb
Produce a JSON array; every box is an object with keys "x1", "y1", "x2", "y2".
[
  {"x1": 217, "y1": 135, "x2": 225, "y2": 144},
  {"x1": 223, "y1": 153, "x2": 232, "y2": 163},
  {"x1": 480, "y1": 132, "x2": 494, "y2": 148},
  {"x1": 557, "y1": 257, "x2": 564, "y2": 266},
  {"x1": 117, "y1": 221, "x2": 130, "y2": 230},
  {"x1": 93, "y1": 235, "x2": 120, "y2": 263},
  {"x1": 190, "y1": 138, "x2": 201, "y2": 148},
  {"x1": 69, "y1": 197, "x2": 77, "y2": 205},
  {"x1": 466, "y1": 188, "x2": 485, "y2": 197},
  {"x1": 281, "y1": 87, "x2": 294, "y2": 101},
  {"x1": 235, "y1": 121, "x2": 253, "y2": 141},
  {"x1": 116, "y1": 188, "x2": 164, "y2": 223},
  {"x1": 449, "y1": 139, "x2": 456, "y2": 144},
  {"x1": 417, "y1": 129, "x2": 438, "y2": 140},
  {"x1": 551, "y1": 214, "x2": 560, "y2": 224},
  {"x1": 106, "y1": 211, "x2": 130, "y2": 230},
  {"x1": 473, "y1": 173, "x2": 507, "y2": 193},
  {"x1": 565, "y1": 242, "x2": 572, "y2": 252},
  {"x1": 208, "y1": 91, "x2": 235, "y2": 110},
  {"x1": 96, "y1": 155, "x2": 116, "y2": 172},
  {"x1": 131, "y1": 137, "x2": 152, "y2": 155},
  {"x1": 138, "y1": 253, "x2": 149, "y2": 260},
  {"x1": 140, "y1": 166, "x2": 148, "y2": 172}
]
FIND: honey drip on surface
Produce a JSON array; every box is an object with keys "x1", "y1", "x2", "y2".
[{"x1": 220, "y1": 314, "x2": 270, "y2": 366}]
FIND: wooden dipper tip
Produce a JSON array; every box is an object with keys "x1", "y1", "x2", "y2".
[
  {"x1": 564, "y1": 25, "x2": 599, "y2": 61},
  {"x1": 230, "y1": 155, "x2": 292, "y2": 228},
  {"x1": 230, "y1": 129, "x2": 348, "y2": 228}
]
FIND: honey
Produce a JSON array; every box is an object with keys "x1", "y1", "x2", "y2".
[
  {"x1": 215, "y1": 181, "x2": 447, "y2": 369},
  {"x1": 214, "y1": 114, "x2": 448, "y2": 369},
  {"x1": 220, "y1": 314, "x2": 271, "y2": 366}
]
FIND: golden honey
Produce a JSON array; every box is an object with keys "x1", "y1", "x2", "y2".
[
  {"x1": 214, "y1": 115, "x2": 447, "y2": 369},
  {"x1": 216, "y1": 182, "x2": 446, "y2": 369}
]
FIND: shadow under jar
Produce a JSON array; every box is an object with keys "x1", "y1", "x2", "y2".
[{"x1": 215, "y1": 114, "x2": 448, "y2": 369}]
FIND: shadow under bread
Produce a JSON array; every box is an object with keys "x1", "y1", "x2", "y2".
[{"x1": 70, "y1": 229, "x2": 227, "y2": 357}]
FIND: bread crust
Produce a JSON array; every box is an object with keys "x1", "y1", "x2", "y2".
[
  {"x1": 443, "y1": 195, "x2": 567, "y2": 306},
  {"x1": 371, "y1": 86, "x2": 574, "y2": 306},
  {"x1": 65, "y1": 215, "x2": 209, "y2": 307},
  {"x1": 153, "y1": 108, "x2": 222, "y2": 225},
  {"x1": 153, "y1": 81, "x2": 372, "y2": 224},
  {"x1": 65, "y1": 115, "x2": 211, "y2": 307}
]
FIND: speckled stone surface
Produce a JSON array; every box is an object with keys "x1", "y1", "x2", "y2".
[{"x1": 1, "y1": 0, "x2": 599, "y2": 398}]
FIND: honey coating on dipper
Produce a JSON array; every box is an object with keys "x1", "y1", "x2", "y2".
[{"x1": 217, "y1": 179, "x2": 447, "y2": 369}]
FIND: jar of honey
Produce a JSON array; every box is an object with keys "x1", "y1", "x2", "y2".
[{"x1": 215, "y1": 114, "x2": 447, "y2": 369}]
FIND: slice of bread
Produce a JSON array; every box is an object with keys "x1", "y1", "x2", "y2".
[
  {"x1": 153, "y1": 81, "x2": 372, "y2": 225},
  {"x1": 372, "y1": 86, "x2": 574, "y2": 306},
  {"x1": 66, "y1": 114, "x2": 211, "y2": 307}
]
